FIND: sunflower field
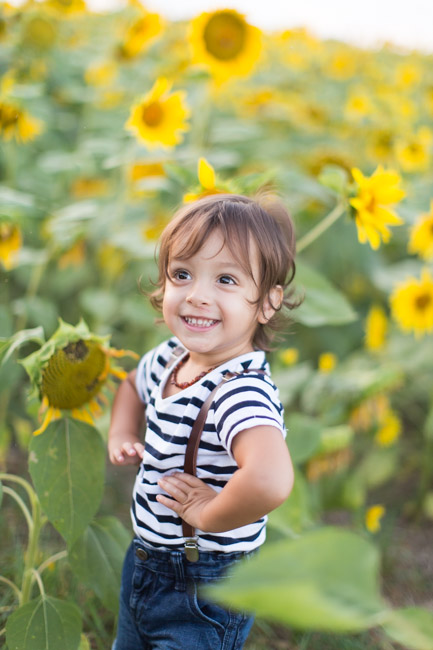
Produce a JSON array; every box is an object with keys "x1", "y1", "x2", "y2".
[{"x1": 1, "y1": 1, "x2": 433, "y2": 648}]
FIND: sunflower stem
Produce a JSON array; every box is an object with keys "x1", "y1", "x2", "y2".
[
  {"x1": 0, "y1": 576, "x2": 21, "y2": 602},
  {"x1": 2, "y1": 486, "x2": 33, "y2": 533},
  {"x1": 297, "y1": 201, "x2": 346, "y2": 253}
]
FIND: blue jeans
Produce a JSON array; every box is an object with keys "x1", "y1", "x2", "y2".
[{"x1": 113, "y1": 538, "x2": 255, "y2": 650}]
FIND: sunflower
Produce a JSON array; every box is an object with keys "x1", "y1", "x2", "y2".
[
  {"x1": 408, "y1": 200, "x2": 433, "y2": 261},
  {"x1": 365, "y1": 304, "x2": 388, "y2": 351},
  {"x1": 120, "y1": 11, "x2": 164, "y2": 59},
  {"x1": 125, "y1": 78, "x2": 190, "y2": 149},
  {"x1": 350, "y1": 166, "x2": 405, "y2": 250},
  {"x1": 365, "y1": 505, "x2": 385, "y2": 533},
  {"x1": 183, "y1": 157, "x2": 229, "y2": 202},
  {"x1": 0, "y1": 221, "x2": 21, "y2": 270},
  {"x1": 43, "y1": 0, "x2": 87, "y2": 16},
  {"x1": 21, "y1": 319, "x2": 138, "y2": 435},
  {"x1": 374, "y1": 409, "x2": 401, "y2": 447},
  {"x1": 279, "y1": 347, "x2": 299, "y2": 366},
  {"x1": 390, "y1": 269, "x2": 433, "y2": 338},
  {"x1": 85, "y1": 60, "x2": 117, "y2": 87},
  {"x1": 128, "y1": 161, "x2": 166, "y2": 199},
  {"x1": 188, "y1": 9, "x2": 262, "y2": 83},
  {"x1": 0, "y1": 99, "x2": 43, "y2": 143},
  {"x1": 395, "y1": 127, "x2": 432, "y2": 173},
  {"x1": 318, "y1": 352, "x2": 337, "y2": 373}
]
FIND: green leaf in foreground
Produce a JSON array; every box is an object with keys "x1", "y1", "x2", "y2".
[
  {"x1": 382, "y1": 607, "x2": 433, "y2": 650},
  {"x1": 69, "y1": 516, "x2": 131, "y2": 612},
  {"x1": 206, "y1": 527, "x2": 388, "y2": 632},
  {"x1": 6, "y1": 595, "x2": 81, "y2": 650},
  {"x1": 29, "y1": 418, "x2": 105, "y2": 545},
  {"x1": 294, "y1": 262, "x2": 357, "y2": 326},
  {"x1": 285, "y1": 413, "x2": 322, "y2": 464}
]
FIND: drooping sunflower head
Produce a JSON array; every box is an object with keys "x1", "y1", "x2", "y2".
[
  {"x1": 188, "y1": 9, "x2": 262, "y2": 84},
  {"x1": 21, "y1": 319, "x2": 138, "y2": 434}
]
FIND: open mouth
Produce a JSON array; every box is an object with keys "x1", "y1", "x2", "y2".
[{"x1": 182, "y1": 316, "x2": 219, "y2": 329}]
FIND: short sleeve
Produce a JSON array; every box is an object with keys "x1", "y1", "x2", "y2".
[
  {"x1": 213, "y1": 374, "x2": 285, "y2": 457},
  {"x1": 135, "y1": 338, "x2": 182, "y2": 405}
]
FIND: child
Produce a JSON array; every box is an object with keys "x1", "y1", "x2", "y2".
[{"x1": 108, "y1": 193, "x2": 297, "y2": 650}]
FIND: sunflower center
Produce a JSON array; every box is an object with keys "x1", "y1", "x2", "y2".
[
  {"x1": 408, "y1": 143, "x2": 422, "y2": 156},
  {"x1": 203, "y1": 12, "x2": 246, "y2": 61},
  {"x1": 41, "y1": 340, "x2": 107, "y2": 409},
  {"x1": 0, "y1": 104, "x2": 19, "y2": 128},
  {"x1": 142, "y1": 101, "x2": 164, "y2": 127},
  {"x1": 415, "y1": 293, "x2": 431, "y2": 311},
  {"x1": 0, "y1": 223, "x2": 14, "y2": 241}
]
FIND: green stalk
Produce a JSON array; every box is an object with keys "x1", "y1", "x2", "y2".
[
  {"x1": 297, "y1": 201, "x2": 346, "y2": 254},
  {"x1": 0, "y1": 473, "x2": 45, "y2": 605},
  {"x1": 20, "y1": 488, "x2": 44, "y2": 605}
]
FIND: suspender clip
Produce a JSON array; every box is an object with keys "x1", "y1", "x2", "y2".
[{"x1": 184, "y1": 538, "x2": 199, "y2": 562}]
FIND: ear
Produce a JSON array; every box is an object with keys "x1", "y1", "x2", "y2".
[{"x1": 258, "y1": 285, "x2": 283, "y2": 324}]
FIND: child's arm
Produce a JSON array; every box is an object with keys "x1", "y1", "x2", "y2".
[
  {"x1": 108, "y1": 369, "x2": 146, "y2": 465},
  {"x1": 157, "y1": 425, "x2": 293, "y2": 532}
]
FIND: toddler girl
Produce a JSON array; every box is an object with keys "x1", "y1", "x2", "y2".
[{"x1": 108, "y1": 193, "x2": 298, "y2": 649}]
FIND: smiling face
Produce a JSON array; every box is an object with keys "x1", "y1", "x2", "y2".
[{"x1": 162, "y1": 229, "x2": 271, "y2": 368}]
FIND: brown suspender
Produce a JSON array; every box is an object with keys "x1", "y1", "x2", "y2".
[{"x1": 165, "y1": 346, "x2": 266, "y2": 561}]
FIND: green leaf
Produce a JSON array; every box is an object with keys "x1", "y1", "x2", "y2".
[
  {"x1": 268, "y1": 471, "x2": 315, "y2": 536},
  {"x1": 383, "y1": 607, "x2": 433, "y2": 650},
  {"x1": 79, "y1": 289, "x2": 119, "y2": 323},
  {"x1": 0, "y1": 327, "x2": 45, "y2": 366},
  {"x1": 206, "y1": 527, "x2": 388, "y2": 632},
  {"x1": 294, "y1": 262, "x2": 357, "y2": 326},
  {"x1": 69, "y1": 516, "x2": 131, "y2": 612},
  {"x1": 0, "y1": 480, "x2": 3, "y2": 507},
  {"x1": 285, "y1": 413, "x2": 322, "y2": 464},
  {"x1": 5, "y1": 595, "x2": 82, "y2": 650},
  {"x1": 317, "y1": 425, "x2": 354, "y2": 454},
  {"x1": 29, "y1": 419, "x2": 105, "y2": 544}
]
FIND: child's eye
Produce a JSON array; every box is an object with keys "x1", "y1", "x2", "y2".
[
  {"x1": 218, "y1": 275, "x2": 236, "y2": 285},
  {"x1": 172, "y1": 269, "x2": 191, "y2": 281}
]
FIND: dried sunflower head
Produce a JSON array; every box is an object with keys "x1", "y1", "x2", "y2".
[{"x1": 21, "y1": 318, "x2": 138, "y2": 435}]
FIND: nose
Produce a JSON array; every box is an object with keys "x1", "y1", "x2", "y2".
[{"x1": 186, "y1": 280, "x2": 210, "y2": 306}]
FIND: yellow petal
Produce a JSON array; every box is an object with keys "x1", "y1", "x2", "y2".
[
  {"x1": 110, "y1": 367, "x2": 128, "y2": 380},
  {"x1": 71, "y1": 408, "x2": 95, "y2": 426},
  {"x1": 198, "y1": 157, "x2": 216, "y2": 189},
  {"x1": 33, "y1": 406, "x2": 59, "y2": 436}
]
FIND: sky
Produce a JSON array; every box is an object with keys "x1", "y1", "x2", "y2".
[{"x1": 86, "y1": 0, "x2": 433, "y2": 52}]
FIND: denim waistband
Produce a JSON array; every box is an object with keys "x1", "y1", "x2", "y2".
[{"x1": 132, "y1": 537, "x2": 254, "y2": 581}]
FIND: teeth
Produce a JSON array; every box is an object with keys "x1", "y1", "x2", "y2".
[{"x1": 185, "y1": 317, "x2": 217, "y2": 327}]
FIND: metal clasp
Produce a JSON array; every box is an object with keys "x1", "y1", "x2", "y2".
[{"x1": 184, "y1": 538, "x2": 199, "y2": 562}]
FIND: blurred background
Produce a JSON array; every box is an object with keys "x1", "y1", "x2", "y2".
[{"x1": 1, "y1": 0, "x2": 433, "y2": 648}]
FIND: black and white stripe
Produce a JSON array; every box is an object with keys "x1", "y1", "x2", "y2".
[{"x1": 132, "y1": 337, "x2": 286, "y2": 552}]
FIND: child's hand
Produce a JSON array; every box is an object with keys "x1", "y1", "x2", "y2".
[
  {"x1": 156, "y1": 473, "x2": 217, "y2": 530},
  {"x1": 109, "y1": 441, "x2": 144, "y2": 466}
]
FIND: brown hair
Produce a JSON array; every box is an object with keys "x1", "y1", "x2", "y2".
[{"x1": 149, "y1": 193, "x2": 299, "y2": 351}]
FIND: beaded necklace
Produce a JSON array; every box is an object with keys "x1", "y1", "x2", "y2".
[{"x1": 171, "y1": 353, "x2": 217, "y2": 389}]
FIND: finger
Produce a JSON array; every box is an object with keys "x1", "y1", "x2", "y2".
[
  {"x1": 156, "y1": 493, "x2": 182, "y2": 514},
  {"x1": 168, "y1": 472, "x2": 205, "y2": 488},
  {"x1": 112, "y1": 448, "x2": 125, "y2": 463},
  {"x1": 158, "y1": 476, "x2": 188, "y2": 503},
  {"x1": 133, "y1": 443, "x2": 145, "y2": 458},
  {"x1": 122, "y1": 442, "x2": 137, "y2": 457}
]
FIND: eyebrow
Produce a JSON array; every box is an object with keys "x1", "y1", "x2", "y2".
[{"x1": 169, "y1": 257, "x2": 244, "y2": 272}]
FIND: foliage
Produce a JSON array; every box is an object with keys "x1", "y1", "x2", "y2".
[{"x1": 1, "y1": 0, "x2": 433, "y2": 647}]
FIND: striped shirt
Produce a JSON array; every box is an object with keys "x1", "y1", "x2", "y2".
[{"x1": 132, "y1": 337, "x2": 286, "y2": 553}]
